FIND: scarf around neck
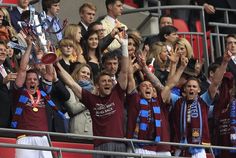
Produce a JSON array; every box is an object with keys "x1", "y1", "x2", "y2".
[
  {"x1": 77, "y1": 80, "x2": 93, "y2": 92},
  {"x1": 180, "y1": 97, "x2": 203, "y2": 144},
  {"x1": 230, "y1": 98, "x2": 236, "y2": 153},
  {"x1": 133, "y1": 98, "x2": 161, "y2": 145}
]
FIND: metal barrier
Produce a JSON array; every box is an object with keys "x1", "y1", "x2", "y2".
[
  {"x1": 0, "y1": 128, "x2": 236, "y2": 158},
  {"x1": 121, "y1": 4, "x2": 236, "y2": 72},
  {"x1": 120, "y1": 5, "x2": 209, "y2": 72}
]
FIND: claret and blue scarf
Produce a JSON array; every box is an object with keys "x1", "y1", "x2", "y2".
[
  {"x1": 180, "y1": 97, "x2": 203, "y2": 154},
  {"x1": 11, "y1": 89, "x2": 65, "y2": 129},
  {"x1": 133, "y1": 98, "x2": 161, "y2": 146}
]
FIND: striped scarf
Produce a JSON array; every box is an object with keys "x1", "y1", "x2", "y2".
[
  {"x1": 230, "y1": 98, "x2": 236, "y2": 153},
  {"x1": 133, "y1": 98, "x2": 161, "y2": 143},
  {"x1": 11, "y1": 89, "x2": 65, "y2": 129},
  {"x1": 180, "y1": 97, "x2": 203, "y2": 154}
]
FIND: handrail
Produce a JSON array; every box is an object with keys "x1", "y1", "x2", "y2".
[
  {"x1": 1, "y1": 128, "x2": 236, "y2": 152},
  {"x1": 117, "y1": 4, "x2": 209, "y2": 71},
  {"x1": 122, "y1": 5, "x2": 205, "y2": 15},
  {"x1": 0, "y1": 3, "x2": 17, "y2": 7},
  {"x1": 208, "y1": 22, "x2": 236, "y2": 28}
]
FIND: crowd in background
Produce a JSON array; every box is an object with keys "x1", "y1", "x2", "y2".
[{"x1": 0, "y1": 0, "x2": 236, "y2": 158}]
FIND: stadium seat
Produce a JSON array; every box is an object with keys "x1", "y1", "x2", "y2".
[
  {"x1": 0, "y1": 137, "x2": 16, "y2": 158},
  {"x1": 173, "y1": 19, "x2": 190, "y2": 32},
  {"x1": 52, "y1": 141, "x2": 93, "y2": 158},
  {"x1": 195, "y1": 20, "x2": 212, "y2": 60},
  {"x1": 124, "y1": 0, "x2": 138, "y2": 8}
]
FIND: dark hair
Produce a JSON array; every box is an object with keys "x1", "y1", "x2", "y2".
[
  {"x1": 102, "y1": 49, "x2": 121, "y2": 63},
  {"x1": 21, "y1": 10, "x2": 30, "y2": 21},
  {"x1": 88, "y1": 21, "x2": 103, "y2": 32},
  {"x1": 83, "y1": 30, "x2": 102, "y2": 64},
  {"x1": 26, "y1": 69, "x2": 39, "y2": 80},
  {"x1": 95, "y1": 71, "x2": 112, "y2": 84},
  {"x1": 42, "y1": 0, "x2": 60, "y2": 13},
  {"x1": 158, "y1": 14, "x2": 173, "y2": 26},
  {"x1": 105, "y1": 0, "x2": 124, "y2": 10},
  {"x1": 207, "y1": 63, "x2": 220, "y2": 77},
  {"x1": 159, "y1": 25, "x2": 178, "y2": 42},
  {"x1": 225, "y1": 34, "x2": 236, "y2": 44}
]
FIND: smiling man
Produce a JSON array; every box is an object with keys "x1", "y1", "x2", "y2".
[{"x1": 56, "y1": 35, "x2": 129, "y2": 158}]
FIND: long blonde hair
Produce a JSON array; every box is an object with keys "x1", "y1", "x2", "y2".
[
  {"x1": 148, "y1": 42, "x2": 168, "y2": 68},
  {"x1": 0, "y1": 8, "x2": 17, "y2": 39},
  {"x1": 63, "y1": 24, "x2": 84, "y2": 62},
  {"x1": 176, "y1": 37, "x2": 194, "y2": 59}
]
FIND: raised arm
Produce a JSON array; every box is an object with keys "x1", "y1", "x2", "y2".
[
  {"x1": 137, "y1": 46, "x2": 164, "y2": 91},
  {"x1": 208, "y1": 50, "x2": 231, "y2": 99},
  {"x1": 161, "y1": 55, "x2": 188, "y2": 103},
  {"x1": 117, "y1": 35, "x2": 129, "y2": 90},
  {"x1": 55, "y1": 62, "x2": 83, "y2": 99},
  {"x1": 15, "y1": 36, "x2": 33, "y2": 88},
  {"x1": 127, "y1": 57, "x2": 137, "y2": 94}
]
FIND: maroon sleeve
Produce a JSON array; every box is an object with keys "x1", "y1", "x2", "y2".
[
  {"x1": 114, "y1": 82, "x2": 126, "y2": 100},
  {"x1": 126, "y1": 92, "x2": 140, "y2": 138}
]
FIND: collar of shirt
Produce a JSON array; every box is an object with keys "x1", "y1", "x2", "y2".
[
  {"x1": 231, "y1": 55, "x2": 236, "y2": 64},
  {"x1": 80, "y1": 21, "x2": 88, "y2": 31},
  {"x1": 106, "y1": 15, "x2": 117, "y2": 26},
  {"x1": 47, "y1": 15, "x2": 59, "y2": 22},
  {"x1": 17, "y1": 6, "x2": 29, "y2": 14}
]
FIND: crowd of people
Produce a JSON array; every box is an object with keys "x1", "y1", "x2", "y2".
[{"x1": 0, "y1": 0, "x2": 236, "y2": 158}]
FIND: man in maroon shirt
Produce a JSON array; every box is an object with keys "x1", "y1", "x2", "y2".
[
  {"x1": 126, "y1": 51, "x2": 188, "y2": 156},
  {"x1": 12, "y1": 36, "x2": 54, "y2": 158},
  {"x1": 57, "y1": 35, "x2": 129, "y2": 157}
]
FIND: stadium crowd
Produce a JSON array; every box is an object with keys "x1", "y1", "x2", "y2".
[{"x1": 0, "y1": 0, "x2": 236, "y2": 158}]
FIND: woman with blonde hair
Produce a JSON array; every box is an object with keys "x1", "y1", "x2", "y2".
[
  {"x1": 148, "y1": 41, "x2": 169, "y2": 85},
  {"x1": 63, "y1": 24, "x2": 86, "y2": 63},
  {"x1": 65, "y1": 63, "x2": 93, "y2": 135},
  {"x1": 58, "y1": 38, "x2": 79, "y2": 73},
  {"x1": 175, "y1": 37, "x2": 194, "y2": 59},
  {"x1": 0, "y1": 7, "x2": 17, "y2": 41}
]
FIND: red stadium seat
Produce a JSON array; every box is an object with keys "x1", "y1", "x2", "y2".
[
  {"x1": 52, "y1": 141, "x2": 93, "y2": 158},
  {"x1": 195, "y1": 20, "x2": 212, "y2": 60},
  {"x1": 173, "y1": 19, "x2": 190, "y2": 32},
  {"x1": 124, "y1": 0, "x2": 138, "y2": 8},
  {"x1": 0, "y1": 137, "x2": 16, "y2": 158}
]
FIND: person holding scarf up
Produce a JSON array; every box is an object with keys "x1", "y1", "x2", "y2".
[
  {"x1": 171, "y1": 50, "x2": 232, "y2": 158},
  {"x1": 126, "y1": 48, "x2": 188, "y2": 156}
]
